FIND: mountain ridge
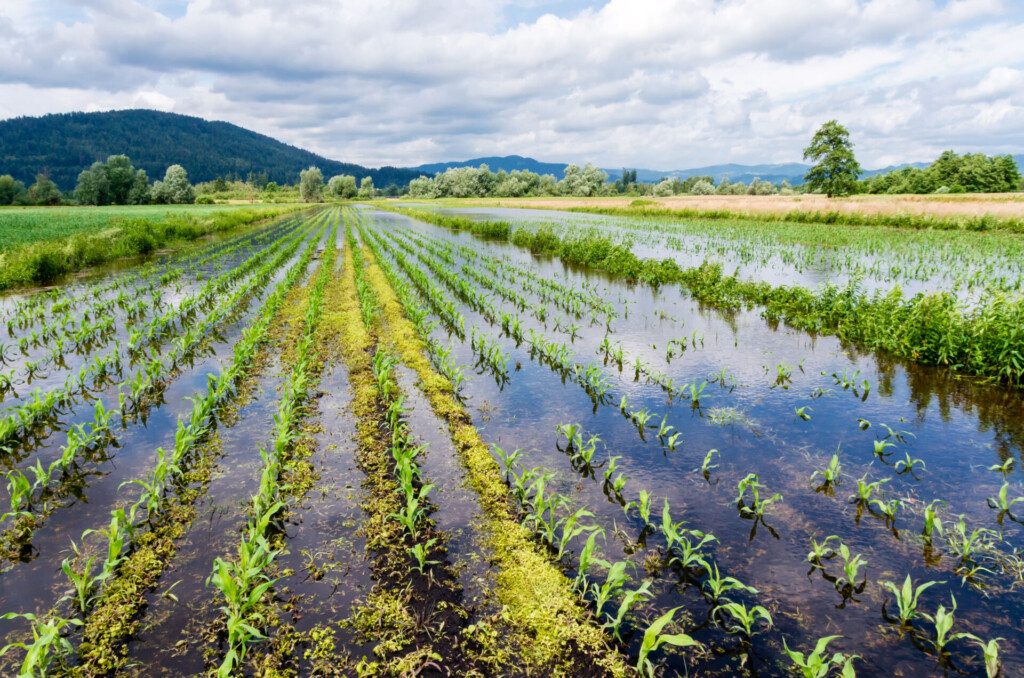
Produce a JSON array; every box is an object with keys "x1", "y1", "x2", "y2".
[{"x1": 0, "y1": 109, "x2": 420, "y2": 190}]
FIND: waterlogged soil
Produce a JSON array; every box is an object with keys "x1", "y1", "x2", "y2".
[
  {"x1": 123, "y1": 358, "x2": 288, "y2": 674},
  {"x1": 398, "y1": 202, "x2": 1024, "y2": 303},
  {"x1": 0, "y1": 213, "x2": 327, "y2": 650},
  {"x1": 365, "y1": 206, "x2": 1024, "y2": 677},
  {"x1": 1, "y1": 202, "x2": 1021, "y2": 676}
]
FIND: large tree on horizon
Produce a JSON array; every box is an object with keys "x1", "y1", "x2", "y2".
[{"x1": 803, "y1": 120, "x2": 862, "y2": 197}]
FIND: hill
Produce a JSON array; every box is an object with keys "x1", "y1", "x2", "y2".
[
  {"x1": 410, "y1": 155, "x2": 570, "y2": 178},
  {"x1": 0, "y1": 109, "x2": 420, "y2": 190}
]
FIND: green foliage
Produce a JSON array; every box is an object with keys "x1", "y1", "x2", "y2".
[
  {"x1": 0, "y1": 109, "x2": 419, "y2": 190},
  {"x1": 636, "y1": 606, "x2": 700, "y2": 677},
  {"x1": 150, "y1": 164, "x2": 195, "y2": 204},
  {"x1": 389, "y1": 206, "x2": 1024, "y2": 388},
  {"x1": 74, "y1": 154, "x2": 149, "y2": 205},
  {"x1": 861, "y1": 150, "x2": 1021, "y2": 194},
  {"x1": 783, "y1": 635, "x2": 858, "y2": 678},
  {"x1": 0, "y1": 174, "x2": 27, "y2": 205},
  {"x1": 298, "y1": 166, "x2": 324, "y2": 202},
  {"x1": 0, "y1": 204, "x2": 301, "y2": 289},
  {"x1": 327, "y1": 174, "x2": 357, "y2": 198},
  {"x1": 803, "y1": 120, "x2": 862, "y2": 197}
]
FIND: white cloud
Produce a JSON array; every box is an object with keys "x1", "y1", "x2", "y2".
[{"x1": 0, "y1": 0, "x2": 1021, "y2": 168}]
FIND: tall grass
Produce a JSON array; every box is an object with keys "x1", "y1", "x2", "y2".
[{"x1": 0, "y1": 205, "x2": 306, "y2": 290}]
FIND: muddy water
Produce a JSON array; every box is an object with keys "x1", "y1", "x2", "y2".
[{"x1": 365, "y1": 207, "x2": 1024, "y2": 677}]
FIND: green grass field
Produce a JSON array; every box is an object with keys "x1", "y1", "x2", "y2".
[{"x1": 0, "y1": 204, "x2": 275, "y2": 250}]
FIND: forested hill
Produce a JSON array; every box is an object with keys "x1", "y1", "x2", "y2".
[{"x1": 0, "y1": 109, "x2": 420, "y2": 190}]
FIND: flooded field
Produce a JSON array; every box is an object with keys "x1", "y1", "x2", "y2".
[{"x1": 0, "y1": 204, "x2": 1021, "y2": 676}]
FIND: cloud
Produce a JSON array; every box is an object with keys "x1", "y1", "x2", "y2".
[{"x1": 0, "y1": 0, "x2": 1021, "y2": 168}]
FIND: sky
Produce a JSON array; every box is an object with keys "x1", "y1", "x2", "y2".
[{"x1": 1, "y1": 0, "x2": 1022, "y2": 170}]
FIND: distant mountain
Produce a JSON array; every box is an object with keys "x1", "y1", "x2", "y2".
[
  {"x1": 405, "y1": 155, "x2": 1024, "y2": 186},
  {"x1": 411, "y1": 155, "x2": 570, "y2": 178},
  {"x1": 0, "y1": 109, "x2": 421, "y2": 190},
  {"x1": 403, "y1": 156, "x2": 934, "y2": 185}
]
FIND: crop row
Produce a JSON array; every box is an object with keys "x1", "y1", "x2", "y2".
[{"x1": 0, "y1": 213, "x2": 329, "y2": 563}]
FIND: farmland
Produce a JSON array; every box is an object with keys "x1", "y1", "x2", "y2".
[{"x1": 0, "y1": 203, "x2": 1022, "y2": 677}]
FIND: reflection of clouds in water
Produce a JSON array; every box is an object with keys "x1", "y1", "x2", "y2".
[{"x1": 371, "y1": 207, "x2": 1024, "y2": 675}]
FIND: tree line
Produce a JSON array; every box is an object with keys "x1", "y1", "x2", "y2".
[
  {"x1": 803, "y1": 120, "x2": 1021, "y2": 197},
  {"x1": 0, "y1": 155, "x2": 197, "y2": 206}
]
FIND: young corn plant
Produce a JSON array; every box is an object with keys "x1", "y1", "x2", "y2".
[
  {"x1": 603, "y1": 579, "x2": 652, "y2": 641},
  {"x1": 636, "y1": 607, "x2": 700, "y2": 678},
  {"x1": 921, "y1": 595, "x2": 978, "y2": 658},
  {"x1": 893, "y1": 452, "x2": 926, "y2": 476},
  {"x1": 701, "y1": 561, "x2": 757, "y2": 605},
  {"x1": 782, "y1": 635, "x2": 858, "y2": 678},
  {"x1": 988, "y1": 457, "x2": 1014, "y2": 478},
  {"x1": 408, "y1": 537, "x2": 440, "y2": 575},
  {"x1": 700, "y1": 448, "x2": 719, "y2": 481},
  {"x1": 922, "y1": 499, "x2": 945, "y2": 545},
  {"x1": 589, "y1": 560, "x2": 633, "y2": 618},
  {"x1": 735, "y1": 473, "x2": 782, "y2": 519},
  {"x1": 974, "y1": 637, "x2": 1003, "y2": 678},
  {"x1": 851, "y1": 474, "x2": 889, "y2": 507},
  {"x1": 834, "y1": 542, "x2": 869, "y2": 594},
  {"x1": 986, "y1": 482, "x2": 1024, "y2": 523},
  {"x1": 0, "y1": 612, "x2": 82, "y2": 676},
  {"x1": 880, "y1": 574, "x2": 944, "y2": 626},
  {"x1": 714, "y1": 601, "x2": 773, "y2": 641},
  {"x1": 811, "y1": 450, "x2": 843, "y2": 494},
  {"x1": 806, "y1": 535, "x2": 841, "y2": 570}
]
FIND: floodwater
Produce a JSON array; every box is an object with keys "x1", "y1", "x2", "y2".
[{"x1": 364, "y1": 205, "x2": 1024, "y2": 677}]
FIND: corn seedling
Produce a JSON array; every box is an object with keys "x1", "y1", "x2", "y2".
[
  {"x1": 604, "y1": 579, "x2": 652, "y2": 641},
  {"x1": 408, "y1": 537, "x2": 440, "y2": 574},
  {"x1": 589, "y1": 560, "x2": 632, "y2": 618},
  {"x1": 714, "y1": 601, "x2": 773, "y2": 640},
  {"x1": 893, "y1": 452, "x2": 926, "y2": 476},
  {"x1": 975, "y1": 637, "x2": 1003, "y2": 678},
  {"x1": 988, "y1": 457, "x2": 1015, "y2": 478},
  {"x1": 782, "y1": 635, "x2": 858, "y2": 678},
  {"x1": 881, "y1": 574, "x2": 944, "y2": 626},
  {"x1": 921, "y1": 595, "x2": 977, "y2": 656},
  {"x1": 735, "y1": 473, "x2": 782, "y2": 518},
  {"x1": 700, "y1": 448, "x2": 719, "y2": 480},
  {"x1": 806, "y1": 535, "x2": 841, "y2": 569},
  {"x1": 636, "y1": 607, "x2": 700, "y2": 678},
  {"x1": 922, "y1": 500, "x2": 944, "y2": 544},
  {"x1": 701, "y1": 561, "x2": 756, "y2": 604},
  {"x1": 811, "y1": 450, "x2": 843, "y2": 493},
  {"x1": 0, "y1": 612, "x2": 82, "y2": 675},
  {"x1": 835, "y1": 542, "x2": 868, "y2": 591},
  {"x1": 986, "y1": 482, "x2": 1024, "y2": 523},
  {"x1": 851, "y1": 474, "x2": 889, "y2": 506}
]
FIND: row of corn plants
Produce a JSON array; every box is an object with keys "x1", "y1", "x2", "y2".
[
  {"x1": 0, "y1": 213, "x2": 324, "y2": 454},
  {"x1": 368, "y1": 214, "x2": 1012, "y2": 676},
  {"x1": 207, "y1": 214, "x2": 338, "y2": 675},
  {"x1": 0, "y1": 213, "x2": 305, "y2": 364},
  {"x1": 0, "y1": 213, "x2": 330, "y2": 676},
  {"x1": 385, "y1": 207, "x2": 1024, "y2": 389},
  {"x1": 354, "y1": 215, "x2": 631, "y2": 675},
  {"x1": 0, "y1": 214, "x2": 326, "y2": 562}
]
